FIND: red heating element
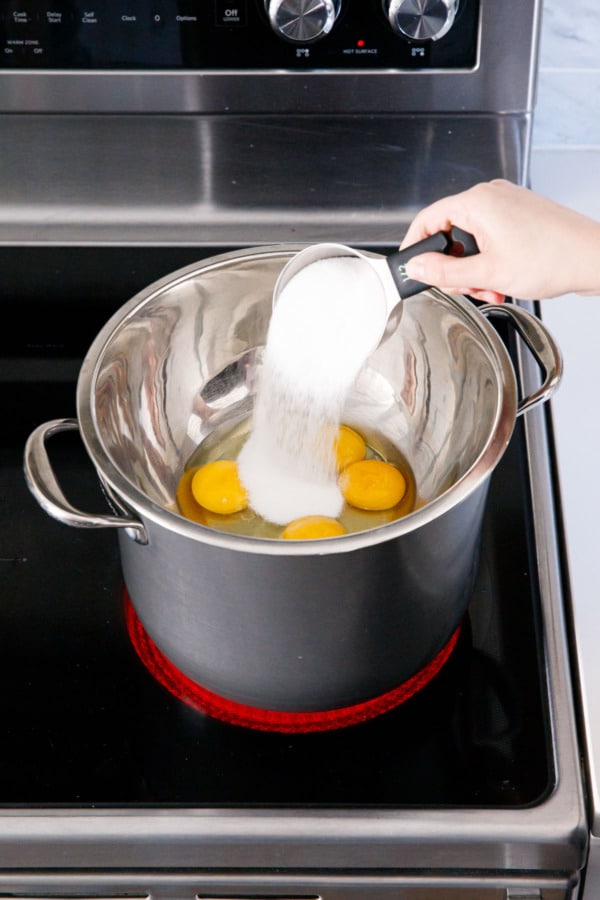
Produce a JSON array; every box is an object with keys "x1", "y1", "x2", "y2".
[{"x1": 124, "y1": 591, "x2": 461, "y2": 733}]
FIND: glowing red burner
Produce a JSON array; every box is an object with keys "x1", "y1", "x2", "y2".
[{"x1": 124, "y1": 591, "x2": 461, "y2": 733}]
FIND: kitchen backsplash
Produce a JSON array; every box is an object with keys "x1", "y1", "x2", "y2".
[{"x1": 533, "y1": 0, "x2": 600, "y2": 148}]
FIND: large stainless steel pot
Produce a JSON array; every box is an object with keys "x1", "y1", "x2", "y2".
[{"x1": 24, "y1": 246, "x2": 561, "y2": 721}]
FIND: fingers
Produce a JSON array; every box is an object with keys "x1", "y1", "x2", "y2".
[
  {"x1": 404, "y1": 252, "x2": 506, "y2": 304},
  {"x1": 405, "y1": 250, "x2": 485, "y2": 290},
  {"x1": 400, "y1": 203, "x2": 457, "y2": 249},
  {"x1": 465, "y1": 289, "x2": 506, "y2": 304},
  {"x1": 400, "y1": 180, "x2": 514, "y2": 249}
]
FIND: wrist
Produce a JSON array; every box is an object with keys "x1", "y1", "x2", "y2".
[{"x1": 562, "y1": 213, "x2": 600, "y2": 296}]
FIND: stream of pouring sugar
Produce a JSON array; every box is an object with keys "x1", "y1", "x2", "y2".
[{"x1": 237, "y1": 256, "x2": 387, "y2": 525}]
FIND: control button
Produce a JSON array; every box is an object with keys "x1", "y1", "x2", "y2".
[
  {"x1": 78, "y1": 8, "x2": 100, "y2": 26},
  {"x1": 2, "y1": 41, "x2": 24, "y2": 61},
  {"x1": 42, "y1": 7, "x2": 74, "y2": 26},
  {"x1": 149, "y1": 5, "x2": 169, "y2": 28},
  {"x1": 175, "y1": 1, "x2": 200, "y2": 24},
  {"x1": 23, "y1": 40, "x2": 46, "y2": 59},
  {"x1": 119, "y1": 12, "x2": 139, "y2": 24},
  {"x1": 265, "y1": 0, "x2": 341, "y2": 44},
  {"x1": 6, "y1": 9, "x2": 35, "y2": 25},
  {"x1": 4, "y1": 7, "x2": 35, "y2": 28},
  {"x1": 215, "y1": 0, "x2": 247, "y2": 27},
  {"x1": 384, "y1": 0, "x2": 459, "y2": 42}
]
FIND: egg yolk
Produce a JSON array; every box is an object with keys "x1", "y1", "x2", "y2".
[
  {"x1": 281, "y1": 516, "x2": 347, "y2": 540},
  {"x1": 191, "y1": 460, "x2": 249, "y2": 515},
  {"x1": 334, "y1": 424, "x2": 367, "y2": 471},
  {"x1": 340, "y1": 459, "x2": 407, "y2": 511},
  {"x1": 176, "y1": 467, "x2": 208, "y2": 524}
]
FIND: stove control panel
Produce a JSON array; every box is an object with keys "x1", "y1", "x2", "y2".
[{"x1": 0, "y1": 0, "x2": 479, "y2": 69}]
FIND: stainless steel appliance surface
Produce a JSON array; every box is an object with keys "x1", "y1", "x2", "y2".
[{"x1": 0, "y1": 0, "x2": 590, "y2": 897}]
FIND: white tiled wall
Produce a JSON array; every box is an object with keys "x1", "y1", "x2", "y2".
[
  {"x1": 530, "y1": 6, "x2": 600, "y2": 845},
  {"x1": 530, "y1": 0, "x2": 600, "y2": 217},
  {"x1": 533, "y1": 0, "x2": 600, "y2": 148}
]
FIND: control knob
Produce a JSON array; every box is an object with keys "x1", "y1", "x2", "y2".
[
  {"x1": 265, "y1": 0, "x2": 341, "y2": 44},
  {"x1": 384, "y1": 0, "x2": 459, "y2": 41}
]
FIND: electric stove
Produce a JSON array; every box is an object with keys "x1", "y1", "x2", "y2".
[
  {"x1": 0, "y1": 245, "x2": 586, "y2": 899},
  {"x1": 0, "y1": 0, "x2": 590, "y2": 895}
]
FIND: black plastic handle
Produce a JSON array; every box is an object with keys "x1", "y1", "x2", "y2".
[{"x1": 387, "y1": 227, "x2": 479, "y2": 299}]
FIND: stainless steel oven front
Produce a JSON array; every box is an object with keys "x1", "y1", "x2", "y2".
[{"x1": 0, "y1": 1, "x2": 589, "y2": 898}]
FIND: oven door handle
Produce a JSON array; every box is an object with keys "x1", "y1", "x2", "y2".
[{"x1": 24, "y1": 418, "x2": 148, "y2": 544}]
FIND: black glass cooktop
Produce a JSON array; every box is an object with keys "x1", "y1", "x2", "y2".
[{"x1": 0, "y1": 247, "x2": 552, "y2": 808}]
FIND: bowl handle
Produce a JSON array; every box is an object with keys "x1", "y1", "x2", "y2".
[
  {"x1": 480, "y1": 304, "x2": 563, "y2": 416},
  {"x1": 24, "y1": 418, "x2": 148, "y2": 544}
]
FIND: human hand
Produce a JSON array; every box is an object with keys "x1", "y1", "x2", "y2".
[{"x1": 400, "y1": 179, "x2": 600, "y2": 303}]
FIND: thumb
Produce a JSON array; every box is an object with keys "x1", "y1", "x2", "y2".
[{"x1": 404, "y1": 252, "x2": 488, "y2": 292}]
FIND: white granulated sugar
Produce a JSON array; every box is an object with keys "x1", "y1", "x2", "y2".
[{"x1": 238, "y1": 256, "x2": 386, "y2": 526}]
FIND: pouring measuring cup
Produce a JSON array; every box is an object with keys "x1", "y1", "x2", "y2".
[{"x1": 272, "y1": 227, "x2": 479, "y2": 353}]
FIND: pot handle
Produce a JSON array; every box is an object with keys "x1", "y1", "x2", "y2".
[
  {"x1": 479, "y1": 303, "x2": 563, "y2": 416},
  {"x1": 24, "y1": 418, "x2": 148, "y2": 544}
]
